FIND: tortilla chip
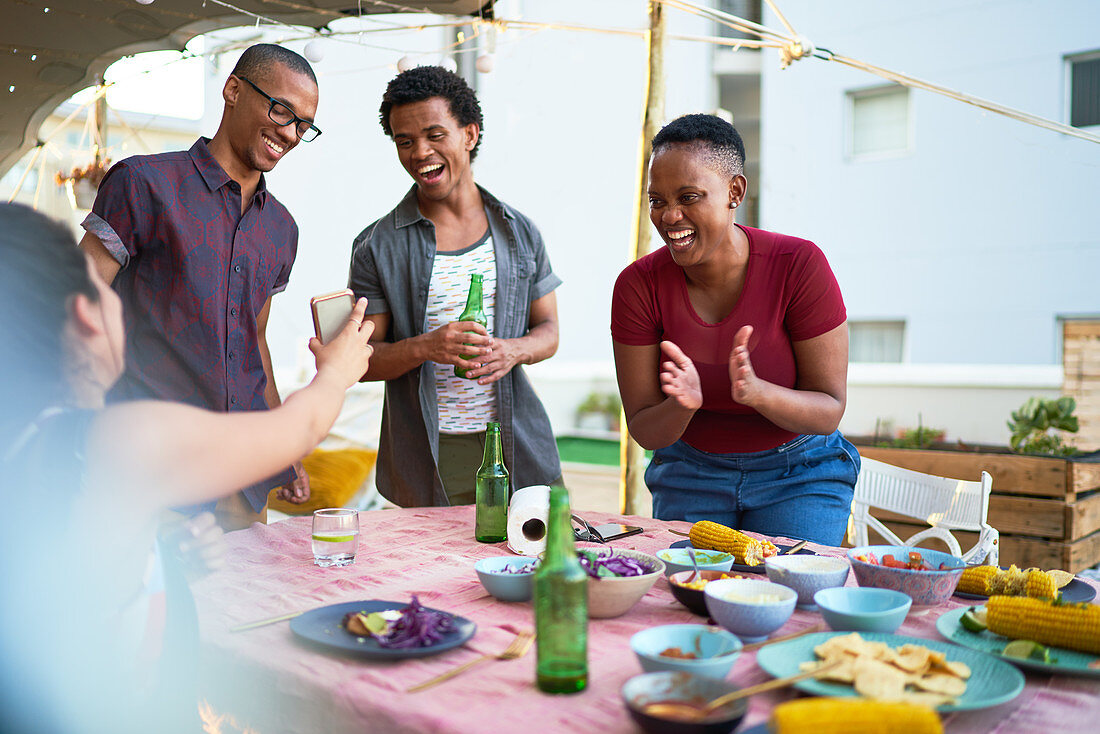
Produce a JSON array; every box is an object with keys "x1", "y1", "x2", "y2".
[
  {"x1": 930, "y1": 659, "x2": 971, "y2": 679},
  {"x1": 853, "y1": 658, "x2": 907, "y2": 699},
  {"x1": 912, "y1": 672, "x2": 968, "y2": 697}
]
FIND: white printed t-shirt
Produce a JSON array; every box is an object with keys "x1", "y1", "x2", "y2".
[{"x1": 427, "y1": 232, "x2": 498, "y2": 433}]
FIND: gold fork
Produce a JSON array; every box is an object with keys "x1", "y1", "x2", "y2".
[{"x1": 407, "y1": 629, "x2": 535, "y2": 693}]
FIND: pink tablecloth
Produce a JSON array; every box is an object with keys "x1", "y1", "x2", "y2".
[{"x1": 191, "y1": 507, "x2": 1100, "y2": 734}]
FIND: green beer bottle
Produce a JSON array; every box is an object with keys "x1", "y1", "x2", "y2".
[
  {"x1": 534, "y1": 486, "x2": 588, "y2": 693},
  {"x1": 454, "y1": 273, "x2": 487, "y2": 378},
  {"x1": 474, "y1": 422, "x2": 509, "y2": 543}
]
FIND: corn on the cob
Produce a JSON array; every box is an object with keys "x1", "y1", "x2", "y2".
[
  {"x1": 986, "y1": 595, "x2": 1100, "y2": 655},
  {"x1": 1024, "y1": 569, "x2": 1058, "y2": 600},
  {"x1": 956, "y1": 565, "x2": 998, "y2": 595},
  {"x1": 688, "y1": 520, "x2": 776, "y2": 565},
  {"x1": 769, "y1": 698, "x2": 943, "y2": 734}
]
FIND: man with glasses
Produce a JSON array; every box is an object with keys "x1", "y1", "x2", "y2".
[{"x1": 79, "y1": 44, "x2": 321, "y2": 530}]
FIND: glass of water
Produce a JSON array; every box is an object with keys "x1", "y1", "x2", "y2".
[{"x1": 311, "y1": 508, "x2": 359, "y2": 567}]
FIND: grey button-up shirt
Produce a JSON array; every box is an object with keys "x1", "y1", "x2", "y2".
[{"x1": 349, "y1": 185, "x2": 563, "y2": 507}]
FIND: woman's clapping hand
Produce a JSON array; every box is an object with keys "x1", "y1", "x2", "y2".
[
  {"x1": 658, "y1": 340, "x2": 702, "y2": 411},
  {"x1": 729, "y1": 325, "x2": 764, "y2": 406}
]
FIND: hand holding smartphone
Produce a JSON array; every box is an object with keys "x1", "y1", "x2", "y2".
[{"x1": 310, "y1": 289, "x2": 356, "y2": 345}]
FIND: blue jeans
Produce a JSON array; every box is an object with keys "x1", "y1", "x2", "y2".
[{"x1": 644, "y1": 431, "x2": 861, "y2": 546}]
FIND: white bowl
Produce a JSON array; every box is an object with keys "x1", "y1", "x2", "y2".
[{"x1": 764, "y1": 554, "x2": 850, "y2": 609}]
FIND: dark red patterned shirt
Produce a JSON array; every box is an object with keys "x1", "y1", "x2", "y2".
[{"x1": 82, "y1": 138, "x2": 297, "y2": 508}]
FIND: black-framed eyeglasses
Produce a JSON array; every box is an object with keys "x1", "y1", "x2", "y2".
[{"x1": 236, "y1": 75, "x2": 322, "y2": 142}]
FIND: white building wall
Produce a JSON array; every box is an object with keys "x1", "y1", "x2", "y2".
[{"x1": 757, "y1": 0, "x2": 1100, "y2": 369}]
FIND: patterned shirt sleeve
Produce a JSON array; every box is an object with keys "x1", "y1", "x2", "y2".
[{"x1": 81, "y1": 160, "x2": 153, "y2": 270}]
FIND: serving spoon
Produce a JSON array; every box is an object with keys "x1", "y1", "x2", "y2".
[
  {"x1": 687, "y1": 546, "x2": 701, "y2": 583},
  {"x1": 640, "y1": 659, "x2": 841, "y2": 722}
]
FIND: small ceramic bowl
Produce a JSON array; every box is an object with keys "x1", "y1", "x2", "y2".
[
  {"x1": 704, "y1": 578, "x2": 797, "y2": 643},
  {"x1": 656, "y1": 547, "x2": 735, "y2": 578},
  {"x1": 622, "y1": 671, "x2": 748, "y2": 734},
  {"x1": 474, "y1": 556, "x2": 538, "y2": 602},
  {"x1": 813, "y1": 586, "x2": 912, "y2": 633},
  {"x1": 630, "y1": 624, "x2": 743, "y2": 679},
  {"x1": 764, "y1": 554, "x2": 850, "y2": 609},
  {"x1": 585, "y1": 548, "x2": 665, "y2": 618},
  {"x1": 847, "y1": 545, "x2": 965, "y2": 607},
  {"x1": 668, "y1": 570, "x2": 744, "y2": 616}
]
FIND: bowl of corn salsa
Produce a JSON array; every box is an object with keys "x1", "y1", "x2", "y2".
[{"x1": 668, "y1": 570, "x2": 745, "y2": 616}]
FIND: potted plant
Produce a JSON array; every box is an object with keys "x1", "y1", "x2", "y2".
[
  {"x1": 1008, "y1": 396, "x2": 1079, "y2": 457},
  {"x1": 575, "y1": 392, "x2": 621, "y2": 433},
  {"x1": 56, "y1": 158, "x2": 111, "y2": 209}
]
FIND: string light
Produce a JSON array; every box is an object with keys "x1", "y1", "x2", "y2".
[
  {"x1": 397, "y1": 55, "x2": 416, "y2": 72},
  {"x1": 475, "y1": 54, "x2": 494, "y2": 73},
  {"x1": 135, "y1": 0, "x2": 156, "y2": 5},
  {"x1": 438, "y1": 56, "x2": 456, "y2": 73},
  {"x1": 304, "y1": 39, "x2": 325, "y2": 62}
]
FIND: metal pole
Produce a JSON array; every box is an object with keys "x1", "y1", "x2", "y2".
[
  {"x1": 621, "y1": 0, "x2": 666, "y2": 515},
  {"x1": 93, "y1": 80, "x2": 107, "y2": 164}
]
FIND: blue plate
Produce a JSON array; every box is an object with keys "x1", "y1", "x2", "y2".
[
  {"x1": 756, "y1": 631, "x2": 1024, "y2": 711},
  {"x1": 671, "y1": 539, "x2": 815, "y2": 574},
  {"x1": 936, "y1": 606, "x2": 1100, "y2": 678},
  {"x1": 290, "y1": 600, "x2": 476, "y2": 659},
  {"x1": 954, "y1": 576, "x2": 1096, "y2": 603}
]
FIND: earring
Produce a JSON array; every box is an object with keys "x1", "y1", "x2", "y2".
[{"x1": 730, "y1": 201, "x2": 738, "y2": 209}]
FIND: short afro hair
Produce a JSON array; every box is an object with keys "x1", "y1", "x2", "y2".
[
  {"x1": 231, "y1": 43, "x2": 317, "y2": 86},
  {"x1": 379, "y1": 66, "x2": 484, "y2": 160},
  {"x1": 652, "y1": 114, "x2": 745, "y2": 180}
]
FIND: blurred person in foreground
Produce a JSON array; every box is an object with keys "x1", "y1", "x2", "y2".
[
  {"x1": 349, "y1": 66, "x2": 562, "y2": 507},
  {"x1": 611, "y1": 114, "x2": 860, "y2": 546},
  {"x1": 78, "y1": 43, "x2": 322, "y2": 530},
  {"x1": 0, "y1": 203, "x2": 375, "y2": 733}
]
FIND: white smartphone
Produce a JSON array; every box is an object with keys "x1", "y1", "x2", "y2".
[{"x1": 310, "y1": 289, "x2": 355, "y2": 345}]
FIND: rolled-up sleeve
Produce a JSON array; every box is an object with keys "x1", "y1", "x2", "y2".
[
  {"x1": 80, "y1": 161, "x2": 151, "y2": 270},
  {"x1": 527, "y1": 224, "x2": 562, "y2": 302}
]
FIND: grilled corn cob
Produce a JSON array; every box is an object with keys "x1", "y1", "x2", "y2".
[
  {"x1": 956, "y1": 565, "x2": 998, "y2": 595},
  {"x1": 688, "y1": 520, "x2": 776, "y2": 565},
  {"x1": 986, "y1": 595, "x2": 1100, "y2": 655},
  {"x1": 1024, "y1": 569, "x2": 1058, "y2": 600},
  {"x1": 769, "y1": 698, "x2": 943, "y2": 734}
]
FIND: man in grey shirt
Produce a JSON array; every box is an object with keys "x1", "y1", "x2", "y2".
[{"x1": 349, "y1": 66, "x2": 562, "y2": 507}]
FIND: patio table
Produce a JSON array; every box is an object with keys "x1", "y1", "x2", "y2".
[{"x1": 191, "y1": 506, "x2": 1100, "y2": 733}]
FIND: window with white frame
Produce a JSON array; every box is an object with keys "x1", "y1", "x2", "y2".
[
  {"x1": 849, "y1": 321, "x2": 905, "y2": 363},
  {"x1": 1068, "y1": 51, "x2": 1100, "y2": 128},
  {"x1": 849, "y1": 85, "x2": 910, "y2": 158}
]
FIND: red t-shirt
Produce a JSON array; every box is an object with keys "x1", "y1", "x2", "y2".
[{"x1": 611, "y1": 225, "x2": 846, "y2": 453}]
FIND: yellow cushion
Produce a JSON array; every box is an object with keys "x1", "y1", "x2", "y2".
[{"x1": 267, "y1": 447, "x2": 378, "y2": 515}]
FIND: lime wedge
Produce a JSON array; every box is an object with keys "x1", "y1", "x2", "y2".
[
  {"x1": 312, "y1": 533, "x2": 354, "y2": 543},
  {"x1": 960, "y1": 607, "x2": 988, "y2": 632},
  {"x1": 1002, "y1": 639, "x2": 1054, "y2": 662}
]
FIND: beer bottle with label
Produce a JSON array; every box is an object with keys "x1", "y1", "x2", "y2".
[
  {"x1": 475, "y1": 422, "x2": 509, "y2": 542},
  {"x1": 454, "y1": 273, "x2": 487, "y2": 378},
  {"x1": 534, "y1": 486, "x2": 588, "y2": 693}
]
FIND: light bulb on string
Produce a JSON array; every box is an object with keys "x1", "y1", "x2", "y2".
[
  {"x1": 135, "y1": 0, "x2": 155, "y2": 5},
  {"x1": 475, "y1": 54, "x2": 495, "y2": 74},
  {"x1": 439, "y1": 56, "x2": 457, "y2": 73},
  {"x1": 304, "y1": 39, "x2": 325, "y2": 63},
  {"x1": 397, "y1": 55, "x2": 416, "y2": 72}
]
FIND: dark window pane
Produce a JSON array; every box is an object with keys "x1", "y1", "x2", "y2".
[{"x1": 1071, "y1": 56, "x2": 1100, "y2": 128}]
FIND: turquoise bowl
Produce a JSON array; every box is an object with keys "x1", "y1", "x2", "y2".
[
  {"x1": 630, "y1": 624, "x2": 742, "y2": 679},
  {"x1": 847, "y1": 545, "x2": 965, "y2": 607},
  {"x1": 813, "y1": 586, "x2": 912, "y2": 633},
  {"x1": 474, "y1": 556, "x2": 538, "y2": 602},
  {"x1": 656, "y1": 547, "x2": 735, "y2": 578},
  {"x1": 704, "y1": 579, "x2": 797, "y2": 643}
]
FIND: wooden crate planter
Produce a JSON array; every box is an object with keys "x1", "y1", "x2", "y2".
[{"x1": 854, "y1": 446, "x2": 1100, "y2": 573}]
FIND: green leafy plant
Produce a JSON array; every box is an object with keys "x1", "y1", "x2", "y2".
[
  {"x1": 576, "y1": 392, "x2": 620, "y2": 416},
  {"x1": 1008, "y1": 396, "x2": 1079, "y2": 456}
]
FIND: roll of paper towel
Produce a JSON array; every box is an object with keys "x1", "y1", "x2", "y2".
[{"x1": 507, "y1": 484, "x2": 552, "y2": 556}]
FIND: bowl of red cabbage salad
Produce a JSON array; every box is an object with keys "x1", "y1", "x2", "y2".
[{"x1": 577, "y1": 549, "x2": 652, "y2": 578}]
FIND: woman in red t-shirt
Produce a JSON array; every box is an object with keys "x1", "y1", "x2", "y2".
[{"x1": 611, "y1": 114, "x2": 860, "y2": 545}]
